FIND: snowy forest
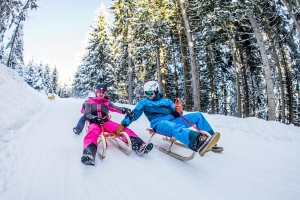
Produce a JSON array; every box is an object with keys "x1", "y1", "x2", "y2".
[{"x1": 1, "y1": 0, "x2": 300, "y2": 126}]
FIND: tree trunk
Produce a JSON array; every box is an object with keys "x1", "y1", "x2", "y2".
[
  {"x1": 206, "y1": 46, "x2": 215, "y2": 114},
  {"x1": 240, "y1": 55, "x2": 250, "y2": 118},
  {"x1": 297, "y1": 80, "x2": 300, "y2": 126},
  {"x1": 228, "y1": 32, "x2": 242, "y2": 118},
  {"x1": 6, "y1": 23, "x2": 19, "y2": 68},
  {"x1": 281, "y1": 0, "x2": 300, "y2": 34},
  {"x1": 250, "y1": 71, "x2": 257, "y2": 117},
  {"x1": 156, "y1": 45, "x2": 162, "y2": 91},
  {"x1": 156, "y1": 43, "x2": 166, "y2": 95},
  {"x1": 171, "y1": 31, "x2": 179, "y2": 98},
  {"x1": 280, "y1": 41, "x2": 294, "y2": 124},
  {"x1": 174, "y1": 55, "x2": 179, "y2": 99},
  {"x1": 246, "y1": 10, "x2": 276, "y2": 121},
  {"x1": 178, "y1": 30, "x2": 193, "y2": 111},
  {"x1": 172, "y1": 0, "x2": 193, "y2": 111},
  {"x1": 127, "y1": 22, "x2": 133, "y2": 104},
  {"x1": 6, "y1": 0, "x2": 32, "y2": 68},
  {"x1": 260, "y1": 10, "x2": 286, "y2": 122},
  {"x1": 178, "y1": 0, "x2": 201, "y2": 111}
]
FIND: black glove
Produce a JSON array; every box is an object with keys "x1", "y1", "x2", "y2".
[
  {"x1": 121, "y1": 107, "x2": 131, "y2": 115},
  {"x1": 91, "y1": 116, "x2": 104, "y2": 125},
  {"x1": 121, "y1": 108, "x2": 134, "y2": 119}
]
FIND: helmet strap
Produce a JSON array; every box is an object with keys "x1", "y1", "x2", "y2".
[{"x1": 154, "y1": 88, "x2": 159, "y2": 95}]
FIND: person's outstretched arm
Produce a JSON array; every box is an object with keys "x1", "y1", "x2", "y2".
[{"x1": 121, "y1": 100, "x2": 145, "y2": 127}]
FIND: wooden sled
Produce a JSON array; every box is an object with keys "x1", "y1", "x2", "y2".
[
  {"x1": 146, "y1": 128, "x2": 216, "y2": 161},
  {"x1": 96, "y1": 125, "x2": 132, "y2": 159},
  {"x1": 83, "y1": 120, "x2": 90, "y2": 133},
  {"x1": 146, "y1": 129, "x2": 196, "y2": 161}
]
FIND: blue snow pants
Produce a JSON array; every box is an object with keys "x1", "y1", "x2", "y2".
[
  {"x1": 153, "y1": 112, "x2": 214, "y2": 147},
  {"x1": 76, "y1": 115, "x2": 87, "y2": 132}
]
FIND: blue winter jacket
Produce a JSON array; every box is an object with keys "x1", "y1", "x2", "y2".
[{"x1": 121, "y1": 93, "x2": 180, "y2": 128}]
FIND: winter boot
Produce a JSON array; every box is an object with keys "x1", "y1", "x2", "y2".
[
  {"x1": 188, "y1": 130, "x2": 220, "y2": 156},
  {"x1": 198, "y1": 132, "x2": 220, "y2": 156},
  {"x1": 138, "y1": 143, "x2": 154, "y2": 155},
  {"x1": 193, "y1": 133, "x2": 208, "y2": 151},
  {"x1": 130, "y1": 136, "x2": 143, "y2": 151},
  {"x1": 81, "y1": 143, "x2": 97, "y2": 166},
  {"x1": 211, "y1": 144, "x2": 223, "y2": 152},
  {"x1": 188, "y1": 130, "x2": 205, "y2": 151},
  {"x1": 81, "y1": 155, "x2": 95, "y2": 166},
  {"x1": 73, "y1": 127, "x2": 81, "y2": 135},
  {"x1": 130, "y1": 136, "x2": 152, "y2": 155}
]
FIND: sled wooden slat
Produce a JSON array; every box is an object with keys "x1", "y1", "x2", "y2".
[
  {"x1": 146, "y1": 128, "x2": 196, "y2": 161},
  {"x1": 97, "y1": 127, "x2": 132, "y2": 160}
]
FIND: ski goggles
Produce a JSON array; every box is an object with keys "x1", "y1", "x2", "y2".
[
  {"x1": 144, "y1": 90, "x2": 154, "y2": 96},
  {"x1": 96, "y1": 88, "x2": 106, "y2": 93}
]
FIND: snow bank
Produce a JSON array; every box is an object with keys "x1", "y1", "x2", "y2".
[{"x1": 0, "y1": 64, "x2": 48, "y2": 132}]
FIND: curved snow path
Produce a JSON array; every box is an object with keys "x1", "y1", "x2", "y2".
[{"x1": 1, "y1": 98, "x2": 300, "y2": 200}]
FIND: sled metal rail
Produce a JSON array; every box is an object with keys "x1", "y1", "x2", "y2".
[
  {"x1": 146, "y1": 128, "x2": 196, "y2": 161},
  {"x1": 96, "y1": 125, "x2": 132, "y2": 159}
]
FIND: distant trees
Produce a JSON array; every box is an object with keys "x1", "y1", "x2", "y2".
[
  {"x1": 2, "y1": 1, "x2": 299, "y2": 125},
  {"x1": 106, "y1": 0, "x2": 300, "y2": 125},
  {"x1": 12, "y1": 57, "x2": 64, "y2": 96},
  {"x1": 73, "y1": 1, "x2": 300, "y2": 125}
]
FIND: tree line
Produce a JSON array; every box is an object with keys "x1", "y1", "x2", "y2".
[
  {"x1": 1, "y1": 1, "x2": 300, "y2": 126},
  {"x1": 73, "y1": 0, "x2": 300, "y2": 126}
]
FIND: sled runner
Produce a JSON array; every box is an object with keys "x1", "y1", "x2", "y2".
[
  {"x1": 96, "y1": 125, "x2": 132, "y2": 159},
  {"x1": 147, "y1": 128, "x2": 219, "y2": 161},
  {"x1": 83, "y1": 120, "x2": 90, "y2": 133}
]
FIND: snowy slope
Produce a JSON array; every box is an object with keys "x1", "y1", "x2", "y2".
[{"x1": 0, "y1": 64, "x2": 300, "y2": 200}]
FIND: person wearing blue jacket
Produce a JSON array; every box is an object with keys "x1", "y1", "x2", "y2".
[{"x1": 117, "y1": 81, "x2": 223, "y2": 154}]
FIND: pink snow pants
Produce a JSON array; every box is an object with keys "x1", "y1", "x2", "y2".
[{"x1": 83, "y1": 120, "x2": 138, "y2": 149}]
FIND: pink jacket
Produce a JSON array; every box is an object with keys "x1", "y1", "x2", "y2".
[{"x1": 84, "y1": 96, "x2": 124, "y2": 121}]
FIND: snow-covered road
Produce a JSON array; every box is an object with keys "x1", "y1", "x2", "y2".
[{"x1": 1, "y1": 96, "x2": 300, "y2": 200}]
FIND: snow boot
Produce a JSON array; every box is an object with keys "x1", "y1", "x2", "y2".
[
  {"x1": 73, "y1": 127, "x2": 81, "y2": 135},
  {"x1": 188, "y1": 130, "x2": 205, "y2": 151},
  {"x1": 138, "y1": 143, "x2": 154, "y2": 156},
  {"x1": 81, "y1": 154, "x2": 95, "y2": 166},
  {"x1": 130, "y1": 136, "x2": 152, "y2": 155},
  {"x1": 188, "y1": 130, "x2": 220, "y2": 156},
  {"x1": 130, "y1": 136, "x2": 144, "y2": 151},
  {"x1": 198, "y1": 132, "x2": 220, "y2": 156},
  {"x1": 81, "y1": 143, "x2": 97, "y2": 166},
  {"x1": 211, "y1": 144, "x2": 223, "y2": 152}
]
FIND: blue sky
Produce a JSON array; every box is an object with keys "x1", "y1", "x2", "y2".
[{"x1": 23, "y1": 0, "x2": 113, "y2": 83}]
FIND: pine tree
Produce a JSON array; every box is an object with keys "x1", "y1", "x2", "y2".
[
  {"x1": 24, "y1": 59, "x2": 34, "y2": 86},
  {"x1": 32, "y1": 62, "x2": 43, "y2": 91},
  {"x1": 0, "y1": 0, "x2": 22, "y2": 43},
  {"x1": 6, "y1": 0, "x2": 37, "y2": 69},
  {"x1": 6, "y1": 21, "x2": 24, "y2": 69},
  {"x1": 43, "y1": 64, "x2": 52, "y2": 95},
  {"x1": 73, "y1": 5, "x2": 118, "y2": 100},
  {"x1": 52, "y1": 67, "x2": 59, "y2": 94}
]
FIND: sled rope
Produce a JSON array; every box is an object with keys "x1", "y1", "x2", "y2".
[
  {"x1": 175, "y1": 98, "x2": 208, "y2": 139},
  {"x1": 179, "y1": 114, "x2": 207, "y2": 139}
]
